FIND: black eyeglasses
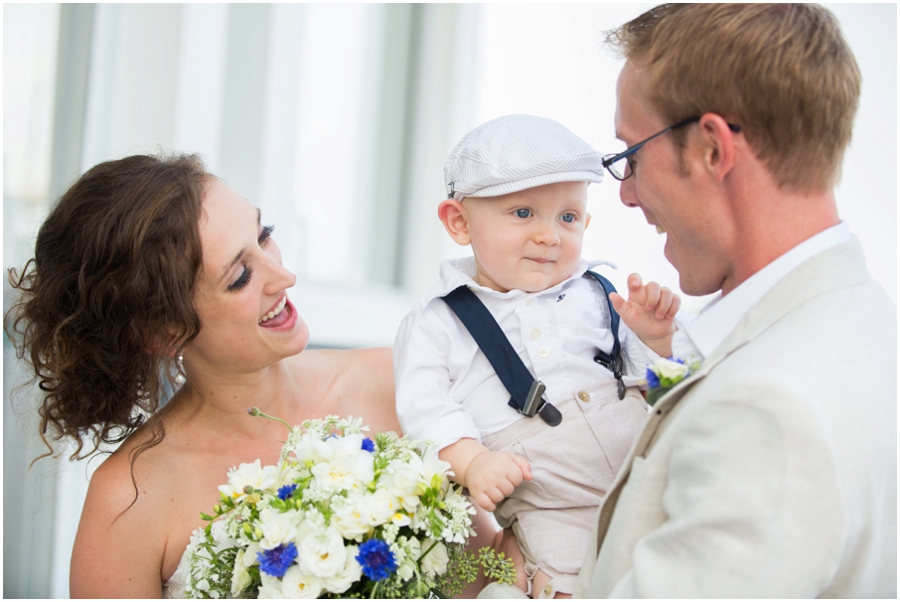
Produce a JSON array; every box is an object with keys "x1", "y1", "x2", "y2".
[{"x1": 602, "y1": 116, "x2": 742, "y2": 181}]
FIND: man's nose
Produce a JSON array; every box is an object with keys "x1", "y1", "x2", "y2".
[{"x1": 619, "y1": 177, "x2": 639, "y2": 208}]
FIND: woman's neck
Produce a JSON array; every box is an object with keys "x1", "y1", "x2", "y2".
[{"x1": 170, "y1": 358, "x2": 301, "y2": 440}]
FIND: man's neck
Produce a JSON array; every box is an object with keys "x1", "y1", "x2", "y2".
[{"x1": 722, "y1": 172, "x2": 839, "y2": 296}]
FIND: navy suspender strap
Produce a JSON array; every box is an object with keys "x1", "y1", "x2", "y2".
[
  {"x1": 584, "y1": 270, "x2": 626, "y2": 400},
  {"x1": 442, "y1": 286, "x2": 563, "y2": 427}
]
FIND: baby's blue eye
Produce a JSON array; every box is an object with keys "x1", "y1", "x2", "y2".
[
  {"x1": 561, "y1": 213, "x2": 576, "y2": 223},
  {"x1": 515, "y1": 208, "x2": 532, "y2": 218}
]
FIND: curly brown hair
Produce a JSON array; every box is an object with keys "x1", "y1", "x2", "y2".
[{"x1": 6, "y1": 153, "x2": 210, "y2": 463}]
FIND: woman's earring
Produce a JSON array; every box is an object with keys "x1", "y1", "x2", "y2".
[{"x1": 175, "y1": 355, "x2": 186, "y2": 386}]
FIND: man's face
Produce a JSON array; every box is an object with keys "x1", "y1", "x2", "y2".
[{"x1": 614, "y1": 61, "x2": 734, "y2": 296}]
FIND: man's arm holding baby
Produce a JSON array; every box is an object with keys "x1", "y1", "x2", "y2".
[
  {"x1": 610, "y1": 273, "x2": 681, "y2": 358},
  {"x1": 439, "y1": 438, "x2": 532, "y2": 512}
]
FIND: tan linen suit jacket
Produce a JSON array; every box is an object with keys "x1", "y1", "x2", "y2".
[{"x1": 574, "y1": 237, "x2": 897, "y2": 598}]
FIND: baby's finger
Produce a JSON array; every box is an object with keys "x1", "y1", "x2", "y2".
[
  {"x1": 625, "y1": 273, "x2": 647, "y2": 305},
  {"x1": 496, "y1": 479, "x2": 517, "y2": 499},
  {"x1": 667, "y1": 292, "x2": 682, "y2": 318},
  {"x1": 475, "y1": 490, "x2": 496, "y2": 512},
  {"x1": 627, "y1": 273, "x2": 643, "y2": 292},
  {"x1": 609, "y1": 292, "x2": 627, "y2": 316},
  {"x1": 643, "y1": 281, "x2": 661, "y2": 311},
  {"x1": 511, "y1": 454, "x2": 533, "y2": 481},
  {"x1": 655, "y1": 287, "x2": 673, "y2": 318}
]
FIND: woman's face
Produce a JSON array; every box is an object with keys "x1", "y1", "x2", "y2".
[{"x1": 185, "y1": 179, "x2": 309, "y2": 375}]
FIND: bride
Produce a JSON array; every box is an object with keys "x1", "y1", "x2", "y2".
[{"x1": 7, "y1": 154, "x2": 495, "y2": 597}]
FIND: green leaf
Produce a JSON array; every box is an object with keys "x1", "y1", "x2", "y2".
[{"x1": 646, "y1": 385, "x2": 674, "y2": 407}]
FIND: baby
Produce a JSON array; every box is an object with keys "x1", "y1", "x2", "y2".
[{"x1": 394, "y1": 115, "x2": 679, "y2": 598}]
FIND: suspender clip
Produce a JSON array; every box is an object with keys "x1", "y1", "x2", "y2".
[{"x1": 521, "y1": 380, "x2": 546, "y2": 417}]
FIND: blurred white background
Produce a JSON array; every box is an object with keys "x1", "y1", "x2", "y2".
[{"x1": 3, "y1": 3, "x2": 895, "y2": 597}]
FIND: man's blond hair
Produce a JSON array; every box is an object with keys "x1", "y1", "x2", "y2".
[{"x1": 606, "y1": 4, "x2": 861, "y2": 193}]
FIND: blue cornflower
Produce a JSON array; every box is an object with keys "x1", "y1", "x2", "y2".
[
  {"x1": 356, "y1": 538, "x2": 397, "y2": 581},
  {"x1": 361, "y1": 437, "x2": 376, "y2": 452},
  {"x1": 646, "y1": 366, "x2": 660, "y2": 389},
  {"x1": 277, "y1": 483, "x2": 298, "y2": 500},
  {"x1": 257, "y1": 542, "x2": 298, "y2": 578}
]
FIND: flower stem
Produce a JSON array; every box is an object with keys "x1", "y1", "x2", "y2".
[{"x1": 247, "y1": 406, "x2": 293, "y2": 433}]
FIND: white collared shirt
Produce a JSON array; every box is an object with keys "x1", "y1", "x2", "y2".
[
  {"x1": 394, "y1": 257, "x2": 659, "y2": 449},
  {"x1": 672, "y1": 222, "x2": 852, "y2": 361}
]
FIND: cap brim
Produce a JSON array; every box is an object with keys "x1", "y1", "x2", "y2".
[{"x1": 460, "y1": 171, "x2": 604, "y2": 199}]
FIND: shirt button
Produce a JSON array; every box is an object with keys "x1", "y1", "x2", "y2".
[
  {"x1": 578, "y1": 390, "x2": 590, "y2": 403},
  {"x1": 530, "y1": 328, "x2": 541, "y2": 340},
  {"x1": 525, "y1": 298, "x2": 533, "y2": 306},
  {"x1": 538, "y1": 346, "x2": 550, "y2": 358},
  {"x1": 544, "y1": 585, "x2": 553, "y2": 596}
]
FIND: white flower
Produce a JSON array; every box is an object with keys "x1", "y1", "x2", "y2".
[
  {"x1": 321, "y1": 545, "x2": 363, "y2": 595},
  {"x1": 381, "y1": 522, "x2": 400, "y2": 544},
  {"x1": 364, "y1": 488, "x2": 403, "y2": 526},
  {"x1": 218, "y1": 459, "x2": 280, "y2": 502},
  {"x1": 420, "y1": 446, "x2": 452, "y2": 489},
  {"x1": 419, "y1": 538, "x2": 449, "y2": 577},
  {"x1": 281, "y1": 566, "x2": 324, "y2": 599},
  {"x1": 230, "y1": 548, "x2": 254, "y2": 596},
  {"x1": 652, "y1": 357, "x2": 691, "y2": 380},
  {"x1": 296, "y1": 524, "x2": 347, "y2": 578},
  {"x1": 257, "y1": 572, "x2": 285, "y2": 599},
  {"x1": 381, "y1": 460, "x2": 424, "y2": 512},
  {"x1": 259, "y1": 507, "x2": 300, "y2": 549},
  {"x1": 392, "y1": 536, "x2": 421, "y2": 582},
  {"x1": 332, "y1": 494, "x2": 374, "y2": 541},
  {"x1": 309, "y1": 437, "x2": 374, "y2": 495}
]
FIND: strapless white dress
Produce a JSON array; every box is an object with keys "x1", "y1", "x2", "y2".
[{"x1": 162, "y1": 522, "x2": 232, "y2": 599}]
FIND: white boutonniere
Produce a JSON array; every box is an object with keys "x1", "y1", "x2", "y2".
[{"x1": 645, "y1": 357, "x2": 701, "y2": 406}]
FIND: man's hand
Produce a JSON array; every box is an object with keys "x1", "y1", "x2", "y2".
[
  {"x1": 610, "y1": 273, "x2": 681, "y2": 357},
  {"x1": 439, "y1": 438, "x2": 532, "y2": 511}
]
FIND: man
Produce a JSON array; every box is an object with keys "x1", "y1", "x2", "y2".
[
  {"x1": 577, "y1": 4, "x2": 896, "y2": 597},
  {"x1": 480, "y1": 4, "x2": 896, "y2": 599}
]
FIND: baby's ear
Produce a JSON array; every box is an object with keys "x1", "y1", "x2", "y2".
[
  {"x1": 584, "y1": 213, "x2": 591, "y2": 230},
  {"x1": 437, "y1": 199, "x2": 471, "y2": 245}
]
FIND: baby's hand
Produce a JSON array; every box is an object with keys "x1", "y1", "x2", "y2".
[
  {"x1": 610, "y1": 273, "x2": 680, "y2": 357},
  {"x1": 465, "y1": 450, "x2": 532, "y2": 511}
]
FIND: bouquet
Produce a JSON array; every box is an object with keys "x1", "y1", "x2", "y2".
[{"x1": 184, "y1": 411, "x2": 515, "y2": 598}]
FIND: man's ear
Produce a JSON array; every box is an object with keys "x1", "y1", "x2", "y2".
[
  {"x1": 438, "y1": 199, "x2": 472, "y2": 245},
  {"x1": 698, "y1": 113, "x2": 737, "y2": 183}
]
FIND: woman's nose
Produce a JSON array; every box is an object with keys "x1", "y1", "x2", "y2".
[{"x1": 263, "y1": 247, "x2": 297, "y2": 294}]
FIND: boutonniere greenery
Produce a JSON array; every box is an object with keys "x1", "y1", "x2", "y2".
[{"x1": 645, "y1": 357, "x2": 701, "y2": 406}]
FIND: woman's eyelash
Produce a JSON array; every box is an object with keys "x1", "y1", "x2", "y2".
[
  {"x1": 227, "y1": 225, "x2": 272, "y2": 292},
  {"x1": 228, "y1": 266, "x2": 253, "y2": 292}
]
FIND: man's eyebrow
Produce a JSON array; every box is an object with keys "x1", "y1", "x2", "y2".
[{"x1": 218, "y1": 207, "x2": 261, "y2": 284}]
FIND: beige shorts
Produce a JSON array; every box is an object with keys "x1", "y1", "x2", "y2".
[{"x1": 482, "y1": 379, "x2": 647, "y2": 596}]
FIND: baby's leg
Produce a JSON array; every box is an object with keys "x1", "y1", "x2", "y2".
[{"x1": 496, "y1": 528, "x2": 529, "y2": 594}]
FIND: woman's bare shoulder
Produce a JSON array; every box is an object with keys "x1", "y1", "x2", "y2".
[
  {"x1": 71, "y1": 433, "x2": 171, "y2": 597},
  {"x1": 295, "y1": 348, "x2": 399, "y2": 433}
]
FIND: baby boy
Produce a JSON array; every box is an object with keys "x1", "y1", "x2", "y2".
[{"x1": 394, "y1": 115, "x2": 679, "y2": 598}]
